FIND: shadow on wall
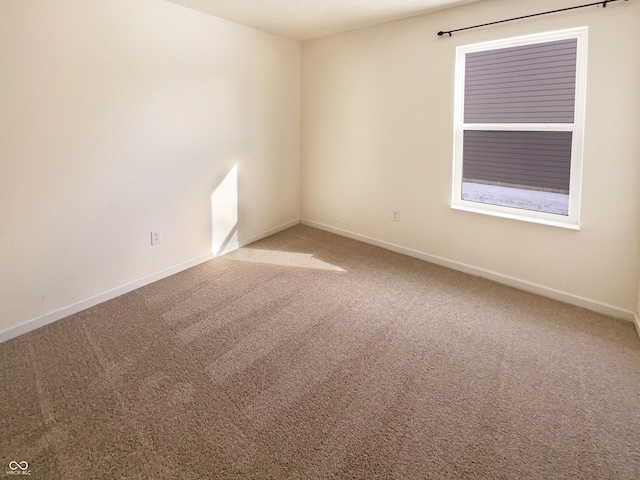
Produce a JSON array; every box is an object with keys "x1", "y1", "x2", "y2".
[{"x1": 211, "y1": 164, "x2": 238, "y2": 256}]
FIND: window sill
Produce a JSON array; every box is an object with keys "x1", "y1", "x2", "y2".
[{"x1": 451, "y1": 204, "x2": 580, "y2": 230}]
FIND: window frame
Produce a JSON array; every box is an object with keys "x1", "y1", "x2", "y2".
[{"x1": 451, "y1": 27, "x2": 588, "y2": 230}]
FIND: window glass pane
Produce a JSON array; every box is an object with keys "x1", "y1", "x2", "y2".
[
  {"x1": 464, "y1": 39, "x2": 577, "y2": 124},
  {"x1": 462, "y1": 130, "x2": 572, "y2": 215}
]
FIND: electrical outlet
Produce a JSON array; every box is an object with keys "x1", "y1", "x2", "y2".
[
  {"x1": 392, "y1": 211, "x2": 400, "y2": 222},
  {"x1": 151, "y1": 230, "x2": 162, "y2": 246}
]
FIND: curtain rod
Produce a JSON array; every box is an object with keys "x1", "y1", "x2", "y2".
[{"x1": 437, "y1": 0, "x2": 629, "y2": 37}]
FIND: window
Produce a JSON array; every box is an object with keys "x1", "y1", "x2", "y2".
[{"x1": 451, "y1": 28, "x2": 588, "y2": 229}]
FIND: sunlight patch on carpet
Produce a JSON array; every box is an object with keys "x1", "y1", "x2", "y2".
[{"x1": 226, "y1": 248, "x2": 346, "y2": 271}]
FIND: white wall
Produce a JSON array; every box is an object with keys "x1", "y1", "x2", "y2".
[
  {"x1": 0, "y1": 0, "x2": 301, "y2": 333},
  {"x1": 636, "y1": 280, "x2": 640, "y2": 336},
  {"x1": 302, "y1": 0, "x2": 640, "y2": 315}
]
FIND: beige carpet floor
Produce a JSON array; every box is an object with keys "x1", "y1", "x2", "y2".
[{"x1": 1, "y1": 224, "x2": 639, "y2": 479}]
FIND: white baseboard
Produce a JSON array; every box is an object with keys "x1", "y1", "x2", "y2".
[
  {"x1": 634, "y1": 313, "x2": 640, "y2": 340},
  {"x1": 0, "y1": 219, "x2": 301, "y2": 344},
  {"x1": 301, "y1": 219, "x2": 636, "y2": 323}
]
